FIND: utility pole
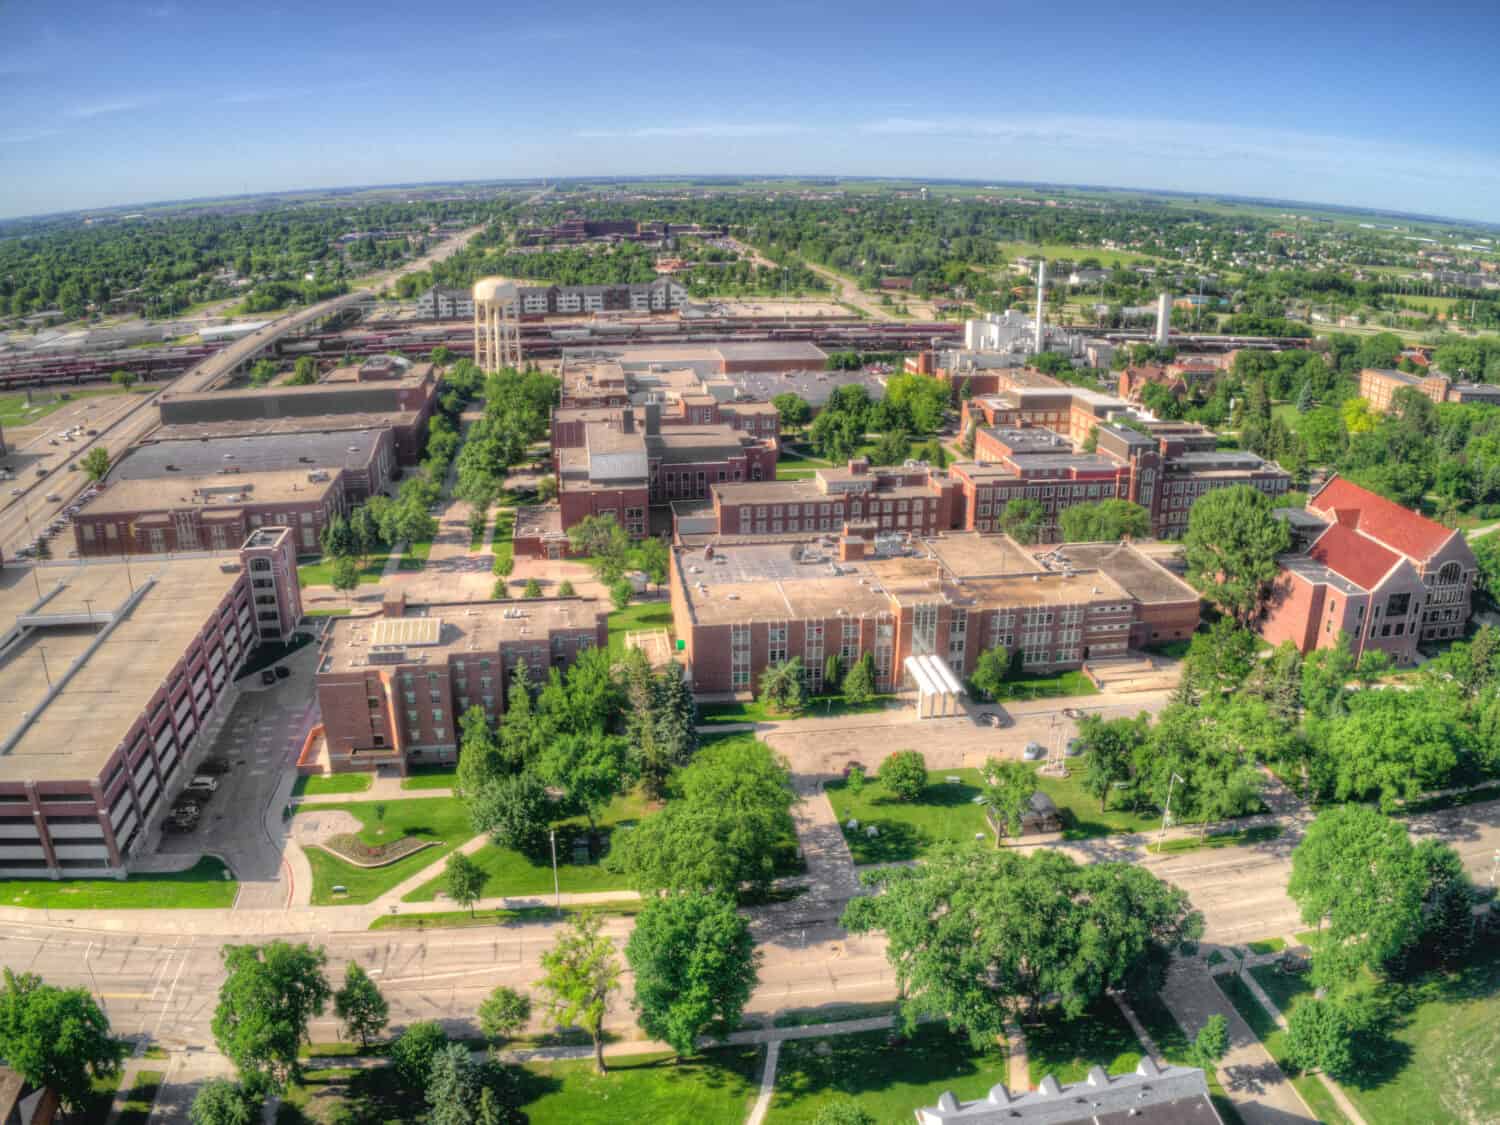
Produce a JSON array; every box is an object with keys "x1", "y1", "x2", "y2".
[{"x1": 1157, "y1": 772, "x2": 1185, "y2": 849}]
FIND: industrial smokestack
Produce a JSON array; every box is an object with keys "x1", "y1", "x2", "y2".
[
  {"x1": 1155, "y1": 292, "x2": 1170, "y2": 346},
  {"x1": 1034, "y1": 260, "x2": 1047, "y2": 353}
]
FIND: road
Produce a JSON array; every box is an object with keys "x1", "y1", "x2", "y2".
[{"x1": 0, "y1": 224, "x2": 484, "y2": 563}]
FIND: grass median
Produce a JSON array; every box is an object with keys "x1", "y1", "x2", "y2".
[{"x1": 0, "y1": 856, "x2": 237, "y2": 910}]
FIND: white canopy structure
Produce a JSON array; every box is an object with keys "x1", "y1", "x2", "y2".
[{"x1": 905, "y1": 653, "x2": 965, "y2": 719}]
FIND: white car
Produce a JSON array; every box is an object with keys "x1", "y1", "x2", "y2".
[{"x1": 185, "y1": 776, "x2": 218, "y2": 795}]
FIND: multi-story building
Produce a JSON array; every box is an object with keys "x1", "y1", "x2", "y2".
[
  {"x1": 556, "y1": 404, "x2": 778, "y2": 538},
  {"x1": 72, "y1": 428, "x2": 397, "y2": 557},
  {"x1": 1260, "y1": 476, "x2": 1476, "y2": 661},
  {"x1": 552, "y1": 398, "x2": 779, "y2": 453},
  {"x1": 154, "y1": 358, "x2": 439, "y2": 464},
  {"x1": 684, "y1": 460, "x2": 960, "y2": 539},
  {"x1": 951, "y1": 420, "x2": 1290, "y2": 542},
  {"x1": 314, "y1": 593, "x2": 607, "y2": 773},
  {"x1": 0, "y1": 530, "x2": 301, "y2": 879},
  {"x1": 1358, "y1": 366, "x2": 1500, "y2": 411},
  {"x1": 670, "y1": 530, "x2": 1197, "y2": 696},
  {"x1": 417, "y1": 278, "x2": 689, "y2": 320}
]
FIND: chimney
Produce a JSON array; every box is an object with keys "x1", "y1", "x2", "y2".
[
  {"x1": 1155, "y1": 292, "x2": 1170, "y2": 346},
  {"x1": 382, "y1": 591, "x2": 406, "y2": 618},
  {"x1": 621, "y1": 406, "x2": 635, "y2": 433},
  {"x1": 644, "y1": 401, "x2": 661, "y2": 435},
  {"x1": 839, "y1": 535, "x2": 866, "y2": 562},
  {"x1": 1034, "y1": 260, "x2": 1047, "y2": 353},
  {"x1": 847, "y1": 457, "x2": 870, "y2": 475}
]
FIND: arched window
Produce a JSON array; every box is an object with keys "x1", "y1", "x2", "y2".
[{"x1": 1439, "y1": 561, "x2": 1462, "y2": 585}]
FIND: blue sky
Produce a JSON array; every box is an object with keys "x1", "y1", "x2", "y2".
[{"x1": 3, "y1": 0, "x2": 1499, "y2": 222}]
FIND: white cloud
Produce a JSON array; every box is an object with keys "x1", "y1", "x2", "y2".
[
  {"x1": 64, "y1": 99, "x2": 148, "y2": 119},
  {"x1": 577, "y1": 122, "x2": 808, "y2": 140},
  {"x1": 0, "y1": 127, "x2": 60, "y2": 144}
]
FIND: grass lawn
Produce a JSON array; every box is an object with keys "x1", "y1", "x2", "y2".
[
  {"x1": 115, "y1": 1069, "x2": 165, "y2": 1125},
  {"x1": 0, "y1": 856, "x2": 237, "y2": 909},
  {"x1": 1247, "y1": 937, "x2": 1287, "y2": 956},
  {"x1": 298, "y1": 797, "x2": 476, "y2": 905},
  {"x1": 1125, "y1": 986, "x2": 1245, "y2": 1125},
  {"x1": 1217, "y1": 972, "x2": 1353, "y2": 1125},
  {"x1": 826, "y1": 770, "x2": 990, "y2": 864},
  {"x1": 0, "y1": 386, "x2": 138, "y2": 428},
  {"x1": 771, "y1": 1000, "x2": 898, "y2": 1029},
  {"x1": 297, "y1": 549, "x2": 393, "y2": 587},
  {"x1": 996, "y1": 240, "x2": 1160, "y2": 268},
  {"x1": 699, "y1": 693, "x2": 896, "y2": 725},
  {"x1": 401, "y1": 789, "x2": 650, "y2": 903},
  {"x1": 1397, "y1": 781, "x2": 1500, "y2": 816},
  {"x1": 769, "y1": 1023, "x2": 1006, "y2": 1123},
  {"x1": 518, "y1": 1047, "x2": 763, "y2": 1125},
  {"x1": 292, "y1": 773, "x2": 372, "y2": 798},
  {"x1": 1024, "y1": 996, "x2": 1142, "y2": 1086},
  {"x1": 77, "y1": 1068, "x2": 125, "y2": 1125},
  {"x1": 397, "y1": 537, "x2": 433, "y2": 570},
  {"x1": 984, "y1": 670, "x2": 1098, "y2": 703},
  {"x1": 1029, "y1": 767, "x2": 1161, "y2": 840},
  {"x1": 303, "y1": 608, "x2": 352, "y2": 618},
  {"x1": 1145, "y1": 824, "x2": 1282, "y2": 855},
  {"x1": 400, "y1": 764, "x2": 458, "y2": 790},
  {"x1": 489, "y1": 508, "x2": 516, "y2": 560},
  {"x1": 277, "y1": 1063, "x2": 416, "y2": 1124},
  {"x1": 607, "y1": 599, "x2": 674, "y2": 655}
]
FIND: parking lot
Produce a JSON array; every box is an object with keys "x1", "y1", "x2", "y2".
[{"x1": 153, "y1": 641, "x2": 322, "y2": 909}]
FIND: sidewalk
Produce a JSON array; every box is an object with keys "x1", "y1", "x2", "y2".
[{"x1": 1159, "y1": 960, "x2": 1315, "y2": 1125}]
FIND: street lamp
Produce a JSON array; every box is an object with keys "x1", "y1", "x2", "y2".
[
  {"x1": 550, "y1": 828, "x2": 560, "y2": 910},
  {"x1": 1158, "y1": 772, "x2": 1185, "y2": 849}
]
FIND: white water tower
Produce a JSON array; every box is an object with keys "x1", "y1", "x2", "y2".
[{"x1": 472, "y1": 277, "x2": 522, "y2": 372}]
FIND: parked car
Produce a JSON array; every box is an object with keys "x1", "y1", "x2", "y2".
[
  {"x1": 260, "y1": 669, "x2": 277, "y2": 686},
  {"x1": 1062, "y1": 707, "x2": 1084, "y2": 720},
  {"x1": 1022, "y1": 741, "x2": 1046, "y2": 761},
  {"x1": 274, "y1": 665, "x2": 291, "y2": 680},
  {"x1": 197, "y1": 758, "x2": 232, "y2": 776},
  {"x1": 186, "y1": 776, "x2": 218, "y2": 795}
]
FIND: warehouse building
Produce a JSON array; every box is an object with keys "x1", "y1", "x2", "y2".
[
  {"x1": 0, "y1": 529, "x2": 301, "y2": 879},
  {"x1": 313, "y1": 593, "x2": 606, "y2": 773},
  {"x1": 72, "y1": 428, "x2": 397, "y2": 557}
]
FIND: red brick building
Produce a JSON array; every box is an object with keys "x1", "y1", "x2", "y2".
[
  {"x1": 1358, "y1": 366, "x2": 1500, "y2": 411},
  {"x1": 314, "y1": 594, "x2": 607, "y2": 773}
]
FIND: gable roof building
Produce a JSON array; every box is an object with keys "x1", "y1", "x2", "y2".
[
  {"x1": 914, "y1": 1058, "x2": 1221, "y2": 1125},
  {"x1": 1259, "y1": 476, "x2": 1475, "y2": 662}
]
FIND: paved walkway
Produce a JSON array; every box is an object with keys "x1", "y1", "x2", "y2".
[
  {"x1": 1239, "y1": 968, "x2": 1368, "y2": 1125},
  {"x1": 1159, "y1": 960, "x2": 1316, "y2": 1125}
]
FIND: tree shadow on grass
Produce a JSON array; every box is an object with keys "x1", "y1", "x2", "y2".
[{"x1": 771, "y1": 1024, "x2": 1001, "y2": 1109}]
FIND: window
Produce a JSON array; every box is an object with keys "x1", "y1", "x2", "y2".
[{"x1": 1385, "y1": 592, "x2": 1411, "y2": 617}]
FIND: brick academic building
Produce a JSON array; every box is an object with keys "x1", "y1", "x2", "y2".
[
  {"x1": 313, "y1": 593, "x2": 607, "y2": 773},
  {"x1": 670, "y1": 530, "x2": 1198, "y2": 696},
  {"x1": 0, "y1": 529, "x2": 301, "y2": 879}
]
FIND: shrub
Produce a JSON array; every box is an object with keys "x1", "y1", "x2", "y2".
[{"x1": 879, "y1": 750, "x2": 927, "y2": 801}]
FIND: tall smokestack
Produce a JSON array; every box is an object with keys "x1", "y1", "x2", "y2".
[
  {"x1": 1155, "y1": 292, "x2": 1170, "y2": 346},
  {"x1": 1034, "y1": 260, "x2": 1047, "y2": 353}
]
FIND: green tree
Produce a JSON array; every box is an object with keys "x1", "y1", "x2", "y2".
[
  {"x1": 477, "y1": 986, "x2": 532, "y2": 1047},
  {"x1": 444, "y1": 850, "x2": 486, "y2": 917},
  {"x1": 1183, "y1": 618, "x2": 1257, "y2": 696},
  {"x1": 110, "y1": 368, "x2": 138, "y2": 390},
  {"x1": 1285, "y1": 999, "x2": 1358, "y2": 1080},
  {"x1": 333, "y1": 962, "x2": 388, "y2": 1049},
  {"x1": 287, "y1": 356, "x2": 317, "y2": 385},
  {"x1": 773, "y1": 392, "x2": 811, "y2": 432},
  {"x1": 625, "y1": 892, "x2": 760, "y2": 1060},
  {"x1": 188, "y1": 1079, "x2": 258, "y2": 1125},
  {"x1": 81, "y1": 446, "x2": 110, "y2": 482},
  {"x1": 426, "y1": 1044, "x2": 504, "y2": 1125},
  {"x1": 537, "y1": 731, "x2": 631, "y2": 834},
  {"x1": 842, "y1": 847, "x2": 1201, "y2": 1041},
  {"x1": 634, "y1": 537, "x2": 670, "y2": 589},
  {"x1": 524, "y1": 578, "x2": 544, "y2": 599},
  {"x1": 999, "y1": 498, "x2": 1045, "y2": 544},
  {"x1": 1191, "y1": 1014, "x2": 1229, "y2": 1071},
  {"x1": 0, "y1": 970, "x2": 124, "y2": 1112},
  {"x1": 609, "y1": 578, "x2": 632, "y2": 609},
  {"x1": 469, "y1": 770, "x2": 551, "y2": 858},
  {"x1": 1056, "y1": 499, "x2": 1151, "y2": 542},
  {"x1": 456, "y1": 706, "x2": 503, "y2": 800},
  {"x1": 1182, "y1": 485, "x2": 1291, "y2": 625},
  {"x1": 539, "y1": 913, "x2": 621, "y2": 1075},
  {"x1": 557, "y1": 579, "x2": 576, "y2": 597},
  {"x1": 813, "y1": 1100, "x2": 875, "y2": 1125},
  {"x1": 211, "y1": 942, "x2": 331, "y2": 1091},
  {"x1": 1288, "y1": 806, "x2": 1426, "y2": 984},
  {"x1": 879, "y1": 750, "x2": 927, "y2": 801},
  {"x1": 568, "y1": 514, "x2": 631, "y2": 581},
  {"x1": 842, "y1": 653, "x2": 876, "y2": 703},
  {"x1": 1323, "y1": 687, "x2": 1462, "y2": 809},
  {"x1": 978, "y1": 757, "x2": 1037, "y2": 841},
  {"x1": 758, "y1": 658, "x2": 806, "y2": 714},
  {"x1": 823, "y1": 653, "x2": 843, "y2": 694},
  {"x1": 1077, "y1": 713, "x2": 1148, "y2": 812},
  {"x1": 390, "y1": 1020, "x2": 448, "y2": 1089},
  {"x1": 969, "y1": 645, "x2": 1009, "y2": 700},
  {"x1": 330, "y1": 556, "x2": 360, "y2": 604},
  {"x1": 320, "y1": 515, "x2": 355, "y2": 560}
]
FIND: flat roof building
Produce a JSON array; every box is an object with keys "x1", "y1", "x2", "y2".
[
  {"x1": 0, "y1": 529, "x2": 301, "y2": 878},
  {"x1": 73, "y1": 428, "x2": 397, "y2": 557},
  {"x1": 315, "y1": 594, "x2": 607, "y2": 773},
  {"x1": 669, "y1": 530, "x2": 1197, "y2": 697}
]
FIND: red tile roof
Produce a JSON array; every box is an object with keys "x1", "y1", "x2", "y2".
[
  {"x1": 1308, "y1": 477, "x2": 1454, "y2": 562},
  {"x1": 1307, "y1": 522, "x2": 1402, "y2": 590}
]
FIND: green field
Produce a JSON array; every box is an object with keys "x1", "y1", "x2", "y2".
[
  {"x1": 0, "y1": 386, "x2": 141, "y2": 428},
  {"x1": 519, "y1": 1048, "x2": 763, "y2": 1125},
  {"x1": 297, "y1": 549, "x2": 394, "y2": 587},
  {"x1": 996, "y1": 241, "x2": 1160, "y2": 268},
  {"x1": 607, "y1": 599, "x2": 674, "y2": 654},
  {"x1": 0, "y1": 856, "x2": 237, "y2": 910},
  {"x1": 1025, "y1": 996, "x2": 1143, "y2": 1085},
  {"x1": 1030, "y1": 765, "x2": 1161, "y2": 839},
  {"x1": 769, "y1": 1023, "x2": 1006, "y2": 1123},
  {"x1": 292, "y1": 773, "x2": 372, "y2": 798},
  {"x1": 983, "y1": 669, "x2": 1098, "y2": 702},
  {"x1": 115, "y1": 1069, "x2": 165, "y2": 1125},
  {"x1": 699, "y1": 693, "x2": 896, "y2": 725},
  {"x1": 299, "y1": 797, "x2": 475, "y2": 904},
  {"x1": 400, "y1": 764, "x2": 458, "y2": 791},
  {"x1": 401, "y1": 790, "x2": 648, "y2": 902},
  {"x1": 825, "y1": 770, "x2": 991, "y2": 863}
]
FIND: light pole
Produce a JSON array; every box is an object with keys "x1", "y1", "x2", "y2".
[
  {"x1": 1491, "y1": 848, "x2": 1499, "y2": 888},
  {"x1": 1158, "y1": 772, "x2": 1185, "y2": 849},
  {"x1": 549, "y1": 828, "x2": 560, "y2": 910}
]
